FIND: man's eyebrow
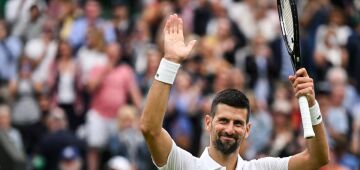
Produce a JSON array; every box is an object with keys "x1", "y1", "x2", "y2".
[{"x1": 234, "y1": 119, "x2": 245, "y2": 124}]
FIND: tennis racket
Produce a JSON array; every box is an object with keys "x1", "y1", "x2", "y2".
[{"x1": 277, "y1": 0, "x2": 315, "y2": 138}]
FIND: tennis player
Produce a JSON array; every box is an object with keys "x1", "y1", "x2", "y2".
[{"x1": 140, "y1": 14, "x2": 329, "y2": 170}]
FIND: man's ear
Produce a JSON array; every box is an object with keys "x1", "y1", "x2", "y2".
[
  {"x1": 244, "y1": 122, "x2": 252, "y2": 139},
  {"x1": 205, "y1": 114, "x2": 212, "y2": 131}
]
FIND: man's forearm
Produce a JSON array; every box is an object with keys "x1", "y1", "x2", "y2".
[
  {"x1": 140, "y1": 80, "x2": 171, "y2": 136},
  {"x1": 306, "y1": 123, "x2": 329, "y2": 167}
]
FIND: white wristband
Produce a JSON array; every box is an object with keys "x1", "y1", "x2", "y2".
[
  {"x1": 309, "y1": 101, "x2": 322, "y2": 125},
  {"x1": 154, "y1": 58, "x2": 181, "y2": 84}
]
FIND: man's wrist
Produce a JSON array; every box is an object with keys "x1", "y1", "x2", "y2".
[
  {"x1": 154, "y1": 58, "x2": 181, "y2": 84},
  {"x1": 309, "y1": 100, "x2": 322, "y2": 125},
  {"x1": 307, "y1": 97, "x2": 316, "y2": 107},
  {"x1": 164, "y1": 54, "x2": 182, "y2": 64}
]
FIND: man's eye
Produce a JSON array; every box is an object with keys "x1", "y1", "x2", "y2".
[
  {"x1": 219, "y1": 119, "x2": 227, "y2": 124},
  {"x1": 234, "y1": 121, "x2": 244, "y2": 127}
]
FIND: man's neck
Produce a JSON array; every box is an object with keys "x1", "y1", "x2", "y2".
[{"x1": 208, "y1": 146, "x2": 239, "y2": 170}]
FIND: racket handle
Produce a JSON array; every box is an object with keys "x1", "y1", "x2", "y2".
[{"x1": 298, "y1": 96, "x2": 315, "y2": 139}]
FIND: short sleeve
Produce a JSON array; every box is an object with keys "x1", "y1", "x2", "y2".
[
  {"x1": 245, "y1": 156, "x2": 291, "y2": 170},
  {"x1": 155, "y1": 141, "x2": 197, "y2": 170}
]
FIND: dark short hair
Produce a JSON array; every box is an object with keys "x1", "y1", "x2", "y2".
[{"x1": 210, "y1": 89, "x2": 250, "y2": 123}]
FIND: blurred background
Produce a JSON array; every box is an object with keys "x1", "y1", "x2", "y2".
[{"x1": 0, "y1": 0, "x2": 359, "y2": 170}]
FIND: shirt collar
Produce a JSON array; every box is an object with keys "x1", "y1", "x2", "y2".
[{"x1": 200, "y1": 147, "x2": 244, "y2": 170}]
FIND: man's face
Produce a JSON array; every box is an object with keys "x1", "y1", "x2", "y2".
[
  {"x1": 85, "y1": 1, "x2": 100, "y2": 20},
  {"x1": 205, "y1": 104, "x2": 251, "y2": 155}
]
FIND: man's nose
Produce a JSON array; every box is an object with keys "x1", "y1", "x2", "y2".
[{"x1": 224, "y1": 122, "x2": 235, "y2": 134}]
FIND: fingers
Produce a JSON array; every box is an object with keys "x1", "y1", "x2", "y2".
[
  {"x1": 288, "y1": 75, "x2": 296, "y2": 83},
  {"x1": 295, "y1": 68, "x2": 309, "y2": 78},
  {"x1": 292, "y1": 77, "x2": 313, "y2": 89},
  {"x1": 186, "y1": 40, "x2": 197, "y2": 53},
  {"x1": 290, "y1": 72, "x2": 316, "y2": 105},
  {"x1": 294, "y1": 82, "x2": 313, "y2": 93},
  {"x1": 170, "y1": 15, "x2": 175, "y2": 33},
  {"x1": 164, "y1": 14, "x2": 174, "y2": 34},
  {"x1": 164, "y1": 16, "x2": 171, "y2": 34},
  {"x1": 164, "y1": 14, "x2": 183, "y2": 35},
  {"x1": 177, "y1": 17, "x2": 183, "y2": 35},
  {"x1": 295, "y1": 87, "x2": 313, "y2": 98}
]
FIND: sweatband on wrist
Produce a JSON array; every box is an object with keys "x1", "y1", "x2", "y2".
[
  {"x1": 309, "y1": 101, "x2": 322, "y2": 125},
  {"x1": 154, "y1": 58, "x2": 181, "y2": 84}
]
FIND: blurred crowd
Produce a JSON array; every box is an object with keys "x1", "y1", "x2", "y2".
[{"x1": 0, "y1": 0, "x2": 360, "y2": 170}]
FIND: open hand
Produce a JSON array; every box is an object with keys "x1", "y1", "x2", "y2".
[
  {"x1": 288, "y1": 68, "x2": 316, "y2": 107},
  {"x1": 163, "y1": 14, "x2": 196, "y2": 63}
]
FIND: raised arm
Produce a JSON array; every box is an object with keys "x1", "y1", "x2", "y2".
[
  {"x1": 288, "y1": 68, "x2": 330, "y2": 170},
  {"x1": 140, "y1": 14, "x2": 196, "y2": 167}
]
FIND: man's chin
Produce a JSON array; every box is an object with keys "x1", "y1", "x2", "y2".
[{"x1": 215, "y1": 140, "x2": 239, "y2": 155}]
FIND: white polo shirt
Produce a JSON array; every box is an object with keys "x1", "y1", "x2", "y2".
[{"x1": 157, "y1": 141, "x2": 290, "y2": 170}]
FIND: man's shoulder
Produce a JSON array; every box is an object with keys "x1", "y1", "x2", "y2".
[
  {"x1": 157, "y1": 141, "x2": 200, "y2": 170},
  {"x1": 239, "y1": 156, "x2": 291, "y2": 170}
]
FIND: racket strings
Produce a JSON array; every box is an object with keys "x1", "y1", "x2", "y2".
[{"x1": 281, "y1": 0, "x2": 295, "y2": 51}]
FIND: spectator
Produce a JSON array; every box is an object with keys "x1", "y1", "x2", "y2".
[
  {"x1": 8, "y1": 56, "x2": 42, "y2": 154},
  {"x1": 131, "y1": 20, "x2": 152, "y2": 74},
  {"x1": 167, "y1": 70, "x2": 202, "y2": 151},
  {"x1": 206, "y1": 17, "x2": 245, "y2": 65},
  {"x1": 244, "y1": 34, "x2": 276, "y2": 104},
  {"x1": 314, "y1": 8, "x2": 351, "y2": 80},
  {"x1": 69, "y1": 0, "x2": 116, "y2": 49},
  {"x1": 58, "y1": 0, "x2": 79, "y2": 40},
  {"x1": 4, "y1": 0, "x2": 45, "y2": 25},
  {"x1": 58, "y1": 146, "x2": 83, "y2": 170},
  {"x1": 346, "y1": 18, "x2": 360, "y2": 94},
  {"x1": 325, "y1": 67, "x2": 354, "y2": 147},
  {"x1": 192, "y1": 0, "x2": 212, "y2": 36},
  {"x1": 24, "y1": 21, "x2": 58, "y2": 84},
  {"x1": 267, "y1": 99, "x2": 295, "y2": 157},
  {"x1": 0, "y1": 20, "x2": 22, "y2": 100},
  {"x1": 213, "y1": 68, "x2": 232, "y2": 93},
  {"x1": 140, "y1": 1, "x2": 168, "y2": 43},
  {"x1": 35, "y1": 107, "x2": 85, "y2": 170},
  {"x1": 12, "y1": 3, "x2": 47, "y2": 41},
  {"x1": 324, "y1": 67, "x2": 360, "y2": 169},
  {"x1": 227, "y1": 0, "x2": 279, "y2": 41},
  {"x1": 197, "y1": 37, "x2": 231, "y2": 77},
  {"x1": 48, "y1": 40, "x2": 83, "y2": 131},
  {"x1": 76, "y1": 26, "x2": 107, "y2": 113},
  {"x1": 244, "y1": 92, "x2": 272, "y2": 159},
  {"x1": 86, "y1": 43, "x2": 142, "y2": 170},
  {"x1": 137, "y1": 45, "x2": 161, "y2": 95},
  {"x1": 108, "y1": 105, "x2": 152, "y2": 170},
  {"x1": 107, "y1": 156, "x2": 132, "y2": 170},
  {"x1": 230, "y1": 68, "x2": 246, "y2": 92},
  {"x1": 111, "y1": 1, "x2": 134, "y2": 61},
  {"x1": 176, "y1": 0, "x2": 194, "y2": 33},
  {"x1": 269, "y1": 37, "x2": 293, "y2": 81},
  {"x1": 0, "y1": 103, "x2": 26, "y2": 170},
  {"x1": 77, "y1": 26, "x2": 107, "y2": 87}
]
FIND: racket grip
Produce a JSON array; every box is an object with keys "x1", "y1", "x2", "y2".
[{"x1": 298, "y1": 96, "x2": 315, "y2": 139}]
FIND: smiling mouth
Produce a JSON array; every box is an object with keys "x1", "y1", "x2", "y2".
[{"x1": 220, "y1": 136, "x2": 235, "y2": 141}]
